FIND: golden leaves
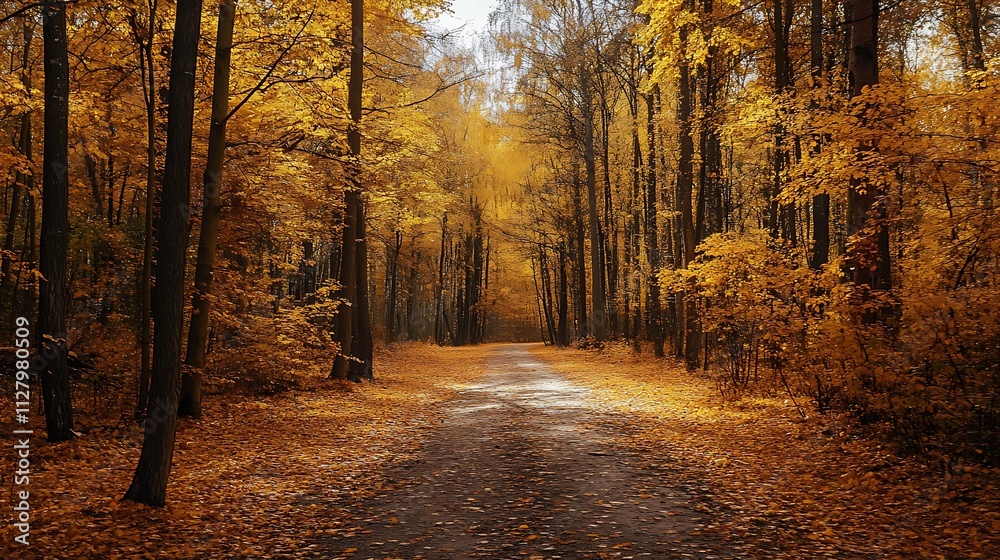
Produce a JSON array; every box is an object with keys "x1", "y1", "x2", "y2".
[
  {"x1": 14, "y1": 345, "x2": 489, "y2": 558},
  {"x1": 534, "y1": 344, "x2": 1000, "y2": 559}
]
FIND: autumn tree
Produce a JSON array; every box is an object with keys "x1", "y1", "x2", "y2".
[
  {"x1": 331, "y1": 0, "x2": 369, "y2": 381},
  {"x1": 846, "y1": 0, "x2": 892, "y2": 310},
  {"x1": 179, "y1": 0, "x2": 237, "y2": 419},
  {"x1": 38, "y1": 0, "x2": 74, "y2": 442},
  {"x1": 125, "y1": 0, "x2": 204, "y2": 507}
]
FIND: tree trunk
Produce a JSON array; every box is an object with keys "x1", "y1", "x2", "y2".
[
  {"x1": 331, "y1": 190, "x2": 358, "y2": 380},
  {"x1": 810, "y1": 0, "x2": 830, "y2": 270},
  {"x1": 134, "y1": 0, "x2": 158, "y2": 419},
  {"x1": 573, "y1": 175, "x2": 588, "y2": 339},
  {"x1": 125, "y1": 0, "x2": 204, "y2": 507},
  {"x1": 434, "y1": 216, "x2": 447, "y2": 344},
  {"x1": 630, "y1": 67, "x2": 642, "y2": 351},
  {"x1": 601, "y1": 101, "x2": 619, "y2": 339},
  {"x1": 472, "y1": 238, "x2": 481, "y2": 344},
  {"x1": 781, "y1": 0, "x2": 795, "y2": 244},
  {"x1": 557, "y1": 244, "x2": 569, "y2": 346},
  {"x1": 179, "y1": 0, "x2": 237, "y2": 419},
  {"x1": 386, "y1": 231, "x2": 401, "y2": 342},
  {"x1": 644, "y1": 88, "x2": 664, "y2": 357},
  {"x1": 39, "y1": 0, "x2": 74, "y2": 443},
  {"x1": 332, "y1": 0, "x2": 369, "y2": 379},
  {"x1": 847, "y1": 0, "x2": 891, "y2": 302},
  {"x1": 770, "y1": 0, "x2": 792, "y2": 239},
  {"x1": 581, "y1": 65, "x2": 606, "y2": 341},
  {"x1": 350, "y1": 200, "x2": 373, "y2": 380},
  {"x1": 698, "y1": 1, "x2": 723, "y2": 239},
  {"x1": 677, "y1": 21, "x2": 700, "y2": 369},
  {"x1": 967, "y1": 0, "x2": 985, "y2": 71},
  {"x1": 539, "y1": 246, "x2": 557, "y2": 344},
  {"x1": 405, "y1": 249, "x2": 418, "y2": 340}
]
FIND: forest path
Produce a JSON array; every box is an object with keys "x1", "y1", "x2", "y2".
[{"x1": 322, "y1": 343, "x2": 731, "y2": 559}]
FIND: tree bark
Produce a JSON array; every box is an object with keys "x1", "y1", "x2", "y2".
[
  {"x1": 331, "y1": 190, "x2": 358, "y2": 380},
  {"x1": 644, "y1": 87, "x2": 664, "y2": 357},
  {"x1": 180, "y1": 0, "x2": 237, "y2": 419},
  {"x1": 967, "y1": 0, "x2": 985, "y2": 71},
  {"x1": 469, "y1": 213, "x2": 484, "y2": 344},
  {"x1": 406, "y1": 250, "x2": 420, "y2": 340},
  {"x1": 677, "y1": 15, "x2": 700, "y2": 369},
  {"x1": 810, "y1": 0, "x2": 830, "y2": 269},
  {"x1": 39, "y1": 0, "x2": 74, "y2": 443},
  {"x1": 770, "y1": 0, "x2": 792, "y2": 239},
  {"x1": 132, "y1": 0, "x2": 158, "y2": 419},
  {"x1": 332, "y1": 0, "x2": 369, "y2": 379},
  {"x1": 601, "y1": 101, "x2": 619, "y2": 339},
  {"x1": 581, "y1": 65, "x2": 606, "y2": 341},
  {"x1": 573, "y1": 174, "x2": 588, "y2": 339},
  {"x1": 125, "y1": 0, "x2": 204, "y2": 506},
  {"x1": 629, "y1": 55, "x2": 643, "y2": 350},
  {"x1": 350, "y1": 199, "x2": 373, "y2": 379},
  {"x1": 434, "y1": 216, "x2": 447, "y2": 345},
  {"x1": 847, "y1": 0, "x2": 891, "y2": 302},
  {"x1": 386, "y1": 231, "x2": 401, "y2": 342},
  {"x1": 556, "y1": 244, "x2": 569, "y2": 346}
]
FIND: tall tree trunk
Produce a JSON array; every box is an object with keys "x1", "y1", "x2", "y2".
[
  {"x1": 332, "y1": 0, "x2": 367, "y2": 379},
  {"x1": 770, "y1": 0, "x2": 792, "y2": 239},
  {"x1": 470, "y1": 215, "x2": 484, "y2": 344},
  {"x1": 630, "y1": 68, "x2": 642, "y2": 351},
  {"x1": 810, "y1": 0, "x2": 830, "y2": 269},
  {"x1": 781, "y1": 0, "x2": 795, "y2": 244},
  {"x1": 331, "y1": 190, "x2": 358, "y2": 379},
  {"x1": 458, "y1": 232, "x2": 471, "y2": 345},
  {"x1": 573, "y1": 173, "x2": 588, "y2": 339},
  {"x1": 581, "y1": 66, "x2": 606, "y2": 341},
  {"x1": 532, "y1": 254, "x2": 547, "y2": 343},
  {"x1": 39, "y1": 0, "x2": 73, "y2": 443},
  {"x1": 601, "y1": 101, "x2": 619, "y2": 339},
  {"x1": 386, "y1": 231, "x2": 401, "y2": 342},
  {"x1": 644, "y1": 88, "x2": 664, "y2": 357},
  {"x1": 125, "y1": 0, "x2": 204, "y2": 507},
  {"x1": 481, "y1": 236, "x2": 490, "y2": 341},
  {"x1": 434, "y1": 216, "x2": 447, "y2": 345},
  {"x1": 107, "y1": 152, "x2": 116, "y2": 226},
  {"x1": 847, "y1": 0, "x2": 891, "y2": 303},
  {"x1": 539, "y1": 246, "x2": 557, "y2": 344},
  {"x1": 677, "y1": 19, "x2": 700, "y2": 369},
  {"x1": 698, "y1": 1, "x2": 723, "y2": 238},
  {"x1": 179, "y1": 0, "x2": 237, "y2": 419},
  {"x1": 967, "y1": 0, "x2": 985, "y2": 71},
  {"x1": 406, "y1": 250, "x2": 420, "y2": 340},
  {"x1": 557, "y1": 244, "x2": 569, "y2": 346},
  {"x1": 351, "y1": 200, "x2": 373, "y2": 379},
  {"x1": 133, "y1": 0, "x2": 158, "y2": 419}
]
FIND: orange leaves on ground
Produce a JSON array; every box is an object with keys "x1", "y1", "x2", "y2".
[
  {"x1": 0, "y1": 344, "x2": 487, "y2": 559},
  {"x1": 531, "y1": 343, "x2": 1000, "y2": 559}
]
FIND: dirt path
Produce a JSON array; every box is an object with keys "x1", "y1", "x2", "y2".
[{"x1": 323, "y1": 344, "x2": 731, "y2": 559}]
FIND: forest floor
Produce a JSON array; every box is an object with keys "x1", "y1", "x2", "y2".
[{"x1": 2, "y1": 343, "x2": 998, "y2": 559}]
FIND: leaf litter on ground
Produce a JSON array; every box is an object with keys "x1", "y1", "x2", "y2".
[
  {"x1": 531, "y1": 343, "x2": 1000, "y2": 559},
  {"x1": 1, "y1": 344, "x2": 487, "y2": 559}
]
